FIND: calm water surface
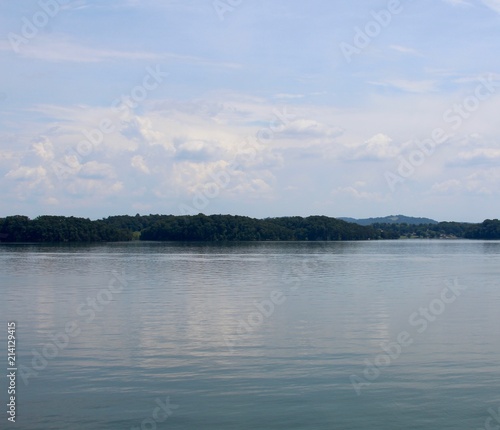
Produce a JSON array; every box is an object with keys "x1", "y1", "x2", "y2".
[{"x1": 1, "y1": 241, "x2": 499, "y2": 429}]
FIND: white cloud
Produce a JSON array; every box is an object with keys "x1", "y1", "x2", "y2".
[
  {"x1": 0, "y1": 38, "x2": 160, "y2": 63},
  {"x1": 121, "y1": 117, "x2": 167, "y2": 147},
  {"x1": 110, "y1": 182, "x2": 124, "y2": 193},
  {"x1": 5, "y1": 165, "x2": 50, "y2": 193},
  {"x1": 3, "y1": 88, "x2": 500, "y2": 219},
  {"x1": 431, "y1": 179, "x2": 462, "y2": 193},
  {"x1": 280, "y1": 119, "x2": 343, "y2": 140},
  {"x1": 465, "y1": 168, "x2": 500, "y2": 194},
  {"x1": 458, "y1": 148, "x2": 500, "y2": 161},
  {"x1": 78, "y1": 161, "x2": 116, "y2": 180},
  {"x1": 44, "y1": 197, "x2": 59, "y2": 205},
  {"x1": 0, "y1": 36, "x2": 240, "y2": 68},
  {"x1": 332, "y1": 184, "x2": 387, "y2": 202},
  {"x1": 174, "y1": 139, "x2": 222, "y2": 162},
  {"x1": 348, "y1": 133, "x2": 400, "y2": 160},
  {"x1": 481, "y1": 0, "x2": 500, "y2": 13},
  {"x1": 131, "y1": 155, "x2": 151, "y2": 174},
  {"x1": 390, "y1": 45, "x2": 423, "y2": 56},
  {"x1": 368, "y1": 79, "x2": 437, "y2": 94},
  {"x1": 273, "y1": 93, "x2": 305, "y2": 100},
  {"x1": 432, "y1": 169, "x2": 500, "y2": 195},
  {"x1": 32, "y1": 138, "x2": 54, "y2": 161},
  {"x1": 0, "y1": 150, "x2": 18, "y2": 167},
  {"x1": 66, "y1": 177, "x2": 123, "y2": 197},
  {"x1": 453, "y1": 72, "x2": 500, "y2": 84},
  {"x1": 6, "y1": 165, "x2": 47, "y2": 181}
]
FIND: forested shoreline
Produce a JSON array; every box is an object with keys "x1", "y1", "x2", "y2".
[{"x1": 0, "y1": 214, "x2": 499, "y2": 243}]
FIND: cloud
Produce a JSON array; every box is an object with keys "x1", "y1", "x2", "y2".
[
  {"x1": 31, "y1": 138, "x2": 54, "y2": 161},
  {"x1": 273, "y1": 93, "x2": 306, "y2": 100},
  {"x1": 44, "y1": 197, "x2": 59, "y2": 205},
  {"x1": 98, "y1": 0, "x2": 203, "y2": 11},
  {"x1": 464, "y1": 168, "x2": 500, "y2": 194},
  {"x1": 441, "y1": 0, "x2": 471, "y2": 6},
  {"x1": 390, "y1": 45, "x2": 423, "y2": 56},
  {"x1": 442, "y1": 0, "x2": 500, "y2": 13},
  {"x1": 347, "y1": 133, "x2": 401, "y2": 160},
  {"x1": 170, "y1": 159, "x2": 274, "y2": 197},
  {"x1": 368, "y1": 79, "x2": 437, "y2": 94},
  {"x1": 5, "y1": 165, "x2": 50, "y2": 193},
  {"x1": 3, "y1": 87, "x2": 500, "y2": 219},
  {"x1": 174, "y1": 139, "x2": 221, "y2": 163},
  {"x1": 66, "y1": 178, "x2": 123, "y2": 197},
  {"x1": 481, "y1": 0, "x2": 500, "y2": 13},
  {"x1": 280, "y1": 119, "x2": 343, "y2": 139},
  {"x1": 0, "y1": 38, "x2": 160, "y2": 63},
  {"x1": 431, "y1": 169, "x2": 500, "y2": 196},
  {"x1": 121, "y1": 117, "x2": 166, "y2": 146},
  {"x1": 6, "y1": 165, "x2": 47, "y2": 182},
  {"x1": 78, "y1": 161, "x2": 116, "y2": 180},
  {"x1": 231, "y1": 177, "x2": 274, "y2": 197},
  {"x1": 332, "y1": 182, "x2": 388, "y2": 202},
  {"x1": 453, "y1": 73, "x2": 500, "y2": 84},
  {"x1": 458, "y1": 148, "x2": 500, "y2": 163},
  {"x1": 0, "y1": 36, "x2": 240, "y2": 68},
  {"x1": 424, "y1": 68, "x2": 460, "y2": 79},
  {"x1": 27, "y1": 97, "x2": 285, "y2": 203},
  {"x1": 431, "y1": 179, "x2": 462, "y2": 193},
  {"x1": 131, "y1": 155, "x2": 150, "y2": 174},
  {"x1": 0, "y1": 150, "x2": 19, "y2": 167}
]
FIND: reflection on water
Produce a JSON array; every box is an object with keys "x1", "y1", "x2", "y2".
[{"x1": 1, "y1": 241, "x2": 500, "y2": 429}]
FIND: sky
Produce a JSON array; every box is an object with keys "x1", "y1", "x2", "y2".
[{"x1": 1, "y1": 0, "x2": 500, "y2": 222}]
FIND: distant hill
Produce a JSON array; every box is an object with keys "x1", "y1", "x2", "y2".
[{"x1": 340, "y1": 215, "x2": 439, "y2": 226}]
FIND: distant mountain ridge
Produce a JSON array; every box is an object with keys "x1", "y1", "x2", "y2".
[{"x1": 340, "y1": 215, "x2": 439, "y2": 226}]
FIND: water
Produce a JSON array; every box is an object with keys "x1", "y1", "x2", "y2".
[{"x1": 1, "y1": 240, "x2": 499, "y2": 429}]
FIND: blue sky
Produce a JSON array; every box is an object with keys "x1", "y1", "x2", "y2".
[{"x1": 1, "y1": 0, "x2": 500, "y2": 222}]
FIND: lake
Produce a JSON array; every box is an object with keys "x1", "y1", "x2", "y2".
[{"x1": 1, "y1": 240, "x2": 499, "y2": 429}]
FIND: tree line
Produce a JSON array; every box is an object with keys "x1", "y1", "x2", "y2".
[
  {"x1": 0, "y1": 214, "x2": 499, "y2": 243},
  {"x1": 371, "y1": 221, "x2": 468, "y2": 239},
  {"x1": 0, "y1": 215, "x2": 132, "y2": 242},
  {"x1": 372, "y1": 220, "x2": 500, "y2": 239}
]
